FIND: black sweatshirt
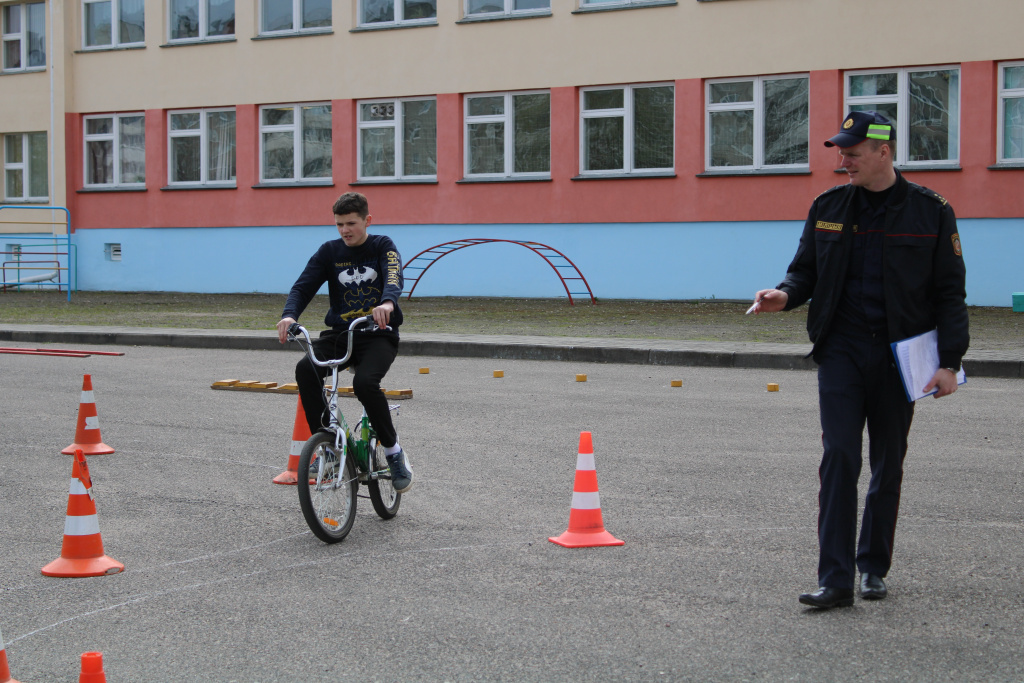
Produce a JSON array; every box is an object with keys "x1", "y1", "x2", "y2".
[{"x1": 282, "y1": 234, "x2": 404, "y2": 332}]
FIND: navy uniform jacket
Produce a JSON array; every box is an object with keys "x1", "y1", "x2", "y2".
[
  {"x1": 778, "y1": 170, "x2": 969, "y2": 370},
  {"x1": 282, "y1": 234, "x2": 404, "y2": 332}
]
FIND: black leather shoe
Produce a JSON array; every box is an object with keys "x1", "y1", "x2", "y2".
[
  {"x1": 799, "y1": 586, "x2": 854, "y2": 608},
  {"x1": 860, "y1": 573, "x2": 887, "y2": 600}
]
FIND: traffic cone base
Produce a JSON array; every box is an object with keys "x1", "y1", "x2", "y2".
[
  {"x1": 42, "y1": 450, "x2": 123, "y2": 578},
  {"x1": 548, "y1": 528, "x2": 624, "y2": 548},
  {"x1": 549, "y1": 432, "x2": 624, "y2": 548},
  {"x1": 62, "y1": 374, "x2": 114, "y2": 455},
  {"x1": 274, "y1": 396, "x2": 312, "y2": 485}
]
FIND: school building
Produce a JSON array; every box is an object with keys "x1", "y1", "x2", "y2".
[{"x1": 1, "y1": 0, "x2": 1022, "y2": 304}]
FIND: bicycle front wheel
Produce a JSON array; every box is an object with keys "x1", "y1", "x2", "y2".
[
  {"x1": 368, "y1": 437, "x2": 401, "y2": 519},
  {"x1": 297, "y1": 431, "x2": 357, "y2": 543}
]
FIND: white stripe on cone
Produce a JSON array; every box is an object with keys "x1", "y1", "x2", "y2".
[
  {"x1": 64, "y1": 515, "x2": 101, "y2": 536},
  {"x1": 575, "y1": 452, "x2": 595, "y2": 471},
  {"x1": 571, "y1": 491, "x2": 601, "y2": 510}
]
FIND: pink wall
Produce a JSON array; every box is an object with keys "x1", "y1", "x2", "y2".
[{"x1": 65, "y1": 62, "x2": 1024, "y2": 232}]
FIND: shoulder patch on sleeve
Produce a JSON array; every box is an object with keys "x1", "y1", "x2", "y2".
[{"x1": 950, "y1": 233, "x2": 962, "y2": 256}]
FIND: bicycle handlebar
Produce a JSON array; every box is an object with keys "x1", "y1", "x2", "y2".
[{"x1": 287, "y1": 315, "x2": 385, "y2": 368}]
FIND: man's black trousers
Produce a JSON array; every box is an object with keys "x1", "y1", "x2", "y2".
[
  {"x1": 295, "y1": 329, "x2": 399, "y2": 448},
  {"x1": 815, "y1": 331, "x2": 915, "y2": 589}
]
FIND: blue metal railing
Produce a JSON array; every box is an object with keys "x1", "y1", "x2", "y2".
[{"x1": 0, "y1": 205, "x2": 75, "y2": 301}]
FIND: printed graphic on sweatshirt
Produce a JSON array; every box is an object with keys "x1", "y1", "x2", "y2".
[{"x1": 337, "y1": 264, "x2": 381, "y2": 321}]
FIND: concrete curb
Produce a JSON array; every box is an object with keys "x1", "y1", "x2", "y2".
[{"x1": 1, "y1": 325, "x2": 1019, "y2": 378}]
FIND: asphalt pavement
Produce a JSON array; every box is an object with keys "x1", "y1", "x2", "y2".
[
  {"x1": 0, "y1": 329, "x2": 1022, "y2": 681},
  {"x1": 1, "y1": 323, "x2": 1022, "y2": 377}
]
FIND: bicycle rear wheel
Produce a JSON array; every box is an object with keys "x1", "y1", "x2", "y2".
[
  {"x1": 297, "y1": 431, "x2": 357, "y2": 543},
  {"x1": 368, "y1": 437, "x2": 401, "y2": 519}
]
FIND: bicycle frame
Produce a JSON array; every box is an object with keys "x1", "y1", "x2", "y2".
[{"x1": 288, "y1": 317, "x2": 394, "y2": 486}]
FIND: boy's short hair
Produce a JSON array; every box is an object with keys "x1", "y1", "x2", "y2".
[{"x1": 332, "y1": 192, "x2": 369, "y2": 218}]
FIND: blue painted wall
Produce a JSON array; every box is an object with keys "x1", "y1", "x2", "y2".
[{"x1": 44, "y1": 218, "x2": 1024, "y2": 306}]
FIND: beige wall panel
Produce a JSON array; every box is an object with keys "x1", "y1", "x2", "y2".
[
  {"x1": 0, "y1": 74, "x2": 52, "y2": 127},
  {"x1": 66, "y1": 0, "x2": 1023, "y2": 112}
]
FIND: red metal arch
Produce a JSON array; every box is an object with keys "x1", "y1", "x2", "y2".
[{"x1": 402, "y1": 239, "x2": 595, "y2": 305}]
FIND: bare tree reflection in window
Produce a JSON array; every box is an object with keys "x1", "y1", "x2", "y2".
[
  {"x1": 404, "y1": 99, "x2": 436, "y2": 176},
  {"x1": 763, "y1": 78, "x2": 808, "y2": 166}
]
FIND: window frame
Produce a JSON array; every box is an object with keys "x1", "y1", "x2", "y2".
[
  {"x1": 258, "y1": 102, "x2": 333, "y2": 184},
  {"x1": 166, "y1": 107, "x2": 237, "y2": 187},
  {"x1": 463, "y1": 90, "x2": 551, "y2": 180},
  {"x1": 578, "y1": 82, "x2": 675, "y2": 177},
  {"x1": 167, "y1": 0, "x2": 235, "y2": 43},
  {"x1": 357, "y1": 0, "x2": 437, "y2": 29},
  {"x1": 463, "y1": 0, "x2": 549, "y2": 19},
  {"x1": 82, "y1": 113, "x2": 147, "y2": 188},
  {"x1": 81, "y1": 0, "x2": 145, "y2": 49},
  {"x1": 258, "y1": 0, "x2": 330, "y2": 36},
  {"x1": 704, "y1": 73, "x2": 810, "y2": 172},
  {"x1": 356, "y1": 96, "x2": 438, "y2": 181},
  {"x1": 578, "y1": 0, "x2": 673, "y2": 8},
  {"x1": 997, "y1": 60, "x2": 1024, "y2": 164},
  {"x1": 2, "y1": 1, "x2": 46, "y2": 73},
  {"x1": 844, "y1": 65, "x2": 962, "y2": 168},
  {"x1": 3, "y1": 132, "x2": 48, "y2": 202}
]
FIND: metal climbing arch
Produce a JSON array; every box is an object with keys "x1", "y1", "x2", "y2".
[{"x1": 402, "y1": 239, "x2": 596, "y2": 305}]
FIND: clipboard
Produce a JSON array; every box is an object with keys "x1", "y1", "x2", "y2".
[{"x1": 890, "y1": 329, "x2": 966, "y2": 402}]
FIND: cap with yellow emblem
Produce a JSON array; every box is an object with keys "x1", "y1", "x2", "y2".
[{"x1": 825, "y1": 110, "x2": 894, "y2": 148}]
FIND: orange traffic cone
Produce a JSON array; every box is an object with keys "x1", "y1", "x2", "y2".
[
  {"x1": 549, "y1": 432, "x2": 624, "y2": 548},
  {"x1": 62, "y1": 374, "x2": 114, "y2": 455},
  {"x1": 0, "y1": 625, "x2": 21, "y2": 683},
  {"x1": 78, "y1": 652, "x2": 107, "y2": 683},
  {"x1": 273, "y1": 396, "x2": 312, "y2": 485},
  {"x1": 42, "y1": 450, "x2": 124, "y2": 577}
]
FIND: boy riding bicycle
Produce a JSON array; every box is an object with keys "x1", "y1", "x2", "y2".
[{"x1": 276, "y1": 192, "x2": 413, "y2": 493}]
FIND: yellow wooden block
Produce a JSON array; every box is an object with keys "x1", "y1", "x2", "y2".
[
  {"x1": 212, "y1": 379, "x2": 239, "y2": 387},
  {"x1": 251, "y1": 381, "x2": 277, "y2": 389},
  {"x1": 493, "y1": 370, "x2": 504, "y2": 378},
  {"x1": 419, "y1": 367, "x2": 430, "y2": 374},
  {"x1": 670, "y1": 380, "x2": 682, "y2": 387},
  {"x1": 276, "y1": 383, "x2": 299, "y2": 393},
  {"x1": 384, "y1": 389, "x2": 414, "y2": 399},
  {"x1": 767, "y1": 383, "x2": 780, "y2": 392},
  {"x1": 576, "y1": 374, "x2": 587, "y2": 382}
]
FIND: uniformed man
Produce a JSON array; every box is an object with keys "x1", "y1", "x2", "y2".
[{"x1": 752, "y1": 111, "x2": 969, "y2": 608}]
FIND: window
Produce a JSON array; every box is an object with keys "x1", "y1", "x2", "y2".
[
  {"x1": 167, "y1": 108, "x2": 236, "y2": 185},
  {"x1": 83, "y1": 0, "x2": 144, "y2": 48},
  {"x1": 464, "y1": 0, "x2": 548, "y2": 17},
  {"x1": 357, "y1": 98, "x2": 437, "y2": 180},
  {"x1": 579, "y1": 83, "x2": 673, "y2": 175},
  {"x1": 3, "y1": 132, "x2": 47, "y2": 201},
  {"x1": 259, "y1": 103, "x2": 331, "y2": 182},
  {"x1": 260, "y1": 0, "x2": 329, "y2": 34},
  {"x1": 359, "y1": 0, "x2": 436, "y2": 27},
  {"x1": 83, "y1": 114, "x2": 146, "y2": 187},
  {"x1": 580, "y1": 0, "x2": 669, "y2": 7},
  {"x1": 169, "y1": 0, "x2": 234, "y2": 41},
  {"x1": 464, "y1": 91, "x2": 549, "y2": 178},
  {"x1": 705, "y1": 75, "x2": 809, "y2": 170},
  {"x1": 998, "y1": 62, "x2": 1024, "y2": 163},
  {"x1": 2, "y1": 2, "x2": 45, "y2": 72},
  {"x1": 845, "y1": 66, "x2": 960, "y2": 166}
]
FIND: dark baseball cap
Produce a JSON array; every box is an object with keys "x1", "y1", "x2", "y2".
[{"x1": 825, "y1": 111, "x2": 894, "y2": 148}]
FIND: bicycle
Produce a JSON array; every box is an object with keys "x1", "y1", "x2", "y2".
[{"x1": 287, "y1": 317, "x2": 401, "y2": 543}]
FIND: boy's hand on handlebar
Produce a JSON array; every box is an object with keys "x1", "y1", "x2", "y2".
[
  {"x1": 277, "y1": 317, "x2": 297, "y2": 344},
  {"x1": 372, "y1": 301, "x2": 394, "y2": 329}
]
